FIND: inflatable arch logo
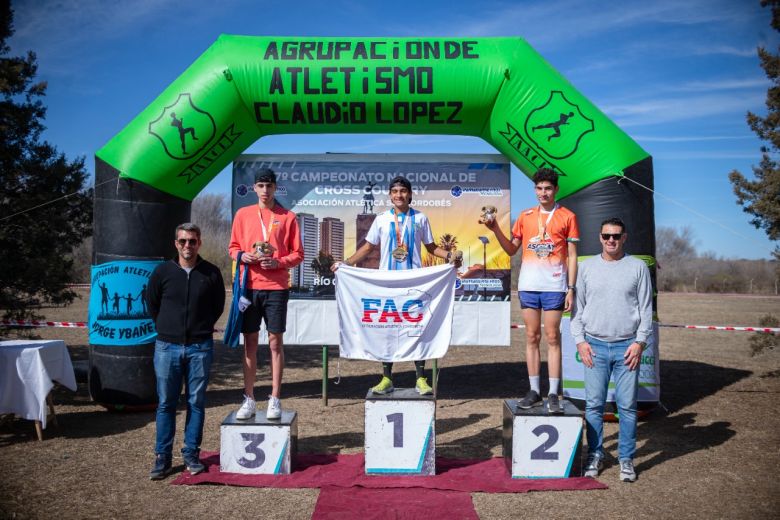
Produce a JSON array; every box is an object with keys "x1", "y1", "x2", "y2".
[
  {"x1": 97, "y1": 36, "x2": 648, "y2": 201},
  {"x1": 148, "y1": 93, "x2": 217, "y2": 161}
]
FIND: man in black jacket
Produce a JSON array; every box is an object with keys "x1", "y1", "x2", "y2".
[{"x1": 145, "y1": 223, "x2": 225, "y2": 480}]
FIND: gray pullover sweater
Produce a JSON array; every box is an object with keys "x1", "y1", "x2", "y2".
[{"x1": 570, "y1": 254, "x2": 653, "y2": 344}]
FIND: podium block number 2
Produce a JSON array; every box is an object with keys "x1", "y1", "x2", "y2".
[
  {"x1": 530, "y1": 424, "x2": 559, "y2": 461},
  {"x1": 238, "y1": 432, "x2": 266, "y2": 468},
  {"x1": 514, "y1": 416, "x2": 581, "y2": 478}
]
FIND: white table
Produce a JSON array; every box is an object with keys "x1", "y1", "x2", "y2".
[{"x1": 0, "y1": 340, "x2": 77, "y2": 440}]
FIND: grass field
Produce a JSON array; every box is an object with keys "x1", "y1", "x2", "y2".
[{"x1": 0, "y1": 291, "x2": 778, "y2": 519}]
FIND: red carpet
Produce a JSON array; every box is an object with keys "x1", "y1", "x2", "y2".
[
  {"x1": 171, "y1": 452, "x2": 606, "y2": 494},
  {"x1": 172, "y1": 453, "x2": 605, "y2": 518},
  {"x1": 312, "y1": 487, "x2": 479, "y2": 520}
]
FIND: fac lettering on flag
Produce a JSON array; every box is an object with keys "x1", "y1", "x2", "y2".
[{"x1": 335, "y1": 264, "x2": 456, "y2": 362}]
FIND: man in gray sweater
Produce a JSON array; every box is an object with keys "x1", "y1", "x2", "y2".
[{"x1": 570, "y1": 217, "x2": 652, "y2": 483}]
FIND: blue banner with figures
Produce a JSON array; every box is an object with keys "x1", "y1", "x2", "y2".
[{"x1": 89, "y1": 260, "x2": 163, "y2": 346}]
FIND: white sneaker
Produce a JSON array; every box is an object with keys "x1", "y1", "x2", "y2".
[
  {"x1": 584, "y1": 453, "x2": 603, "y2": 478},
  {"x1": 619, "y1": 459, "x2": 637, "y2": 482},
  {"x1": 236, "y1": 395, "x2": 256, "y2": 420},
  {"x1": 266, "y1": 395, "x2": 282, "y2": 420}
]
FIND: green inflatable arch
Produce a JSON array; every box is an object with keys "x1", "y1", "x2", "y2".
[
  {"x1": 97, "y1": 36, "x2": 648, "y2": 200},
  {"x1": 90, "y1": 36, "x2": 656, "y2": 408}
]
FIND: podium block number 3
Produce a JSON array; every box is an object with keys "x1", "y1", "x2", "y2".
[
  {"x1": 238, "y1": 432, "x2": 266, "y2": 468},
  {"x1": 530, "y1": 424, "x2": 559, "y2": 460},
  {"x1": 387, "y1": 413, "x2": 403, "y2": 447}
]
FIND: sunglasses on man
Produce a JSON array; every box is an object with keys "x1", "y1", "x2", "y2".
[
  {"x1": 600, "y1": 233, "x2": 624, "y2": 241},
  {"x1": 176, "y1": 238, "x2": 199, "y2": 246}
]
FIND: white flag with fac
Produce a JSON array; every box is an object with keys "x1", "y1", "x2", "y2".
[{"x1": 335, "y1": 263, "x2": 456, "y2": 361}]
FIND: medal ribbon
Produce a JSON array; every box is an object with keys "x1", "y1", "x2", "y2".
[
  {"x1": 257, "y1": 207, "x2": 276, "y2": 242},
  {"x1": 536, "y1": 204, "x2": 557, "y2": 241},
  {"x1": 391, "y1": 208, "x2": 415, "y2": 270}
]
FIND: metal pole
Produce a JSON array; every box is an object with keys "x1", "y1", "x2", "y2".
[
  {"x1": 432, "y1": 359, "x2": 438, "y2": 399},
  {"x1": 322, "y1": 345, "x2": 328, "y2": 406}
]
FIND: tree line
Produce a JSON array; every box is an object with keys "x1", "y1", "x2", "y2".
[{"x1": 655, "y1": 226, "x2": 778, "y2": 294}]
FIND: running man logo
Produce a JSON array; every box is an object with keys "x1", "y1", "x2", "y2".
[
  {"x1": 148, "y1": 93, "x2": 217, "y2": 160},
  {"x1": 524, "y1": 91, "x2": 595, "y2": 160}
]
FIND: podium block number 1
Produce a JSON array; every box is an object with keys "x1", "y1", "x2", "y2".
[
  {"x1": 365, "y1": 398, "x2": 435, "y2": 475},
  {"x1": 387, "y1": 413, "x2": 403, "y2": 447}
]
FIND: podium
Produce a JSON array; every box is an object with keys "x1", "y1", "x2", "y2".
[
  {"x1": 502, "y1": 398, "x2": 583, "y2": 478},
  {"x1": 220, "y1": 409, "x2": 298, "y2": 474},
  {"x1": 364, "y1": 388, "x2": 436, "y2": 475}
]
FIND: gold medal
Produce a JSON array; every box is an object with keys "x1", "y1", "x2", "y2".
[
  {"x1": 392, "y1": 209, "x2": 412, "y2": 263},
  {"x1": 256, "y1": 207, "x2": 277, "y2": 257},
  {"x1": 392, "y1": 246, "x2": 408, "y2": 261}
]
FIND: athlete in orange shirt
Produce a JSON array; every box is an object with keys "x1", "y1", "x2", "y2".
[
  {"x1": 482, "y1": 168, "x2": 579, "y2": 413},
  {"x1": 228, "y1": 168, "x2": 303, "y2": 420}
]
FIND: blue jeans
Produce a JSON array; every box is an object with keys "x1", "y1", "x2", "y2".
[
  {"x1": 154, "y1": 339, "x2": 213, "y2": 457},
  {"x1": 583, "y1": 335, "x2": 639, "y2": 461}
]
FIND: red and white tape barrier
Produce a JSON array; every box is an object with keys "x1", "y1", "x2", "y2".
[
  {"x1": 510, "y1": 323, "x2": 779, "y2": 333},
  {"x1": 657, "y1": 324, "x2": 780, "y2": 333},
  {"x1": 3, "y1": 319, "x2": 777, "y2": 333},
  {"x1": 2, "y1": 320, "x2": 87, "y2": 328}
]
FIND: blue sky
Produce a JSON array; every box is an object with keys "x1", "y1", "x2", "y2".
[{"x1": 8, "y1": 0, "x2": 778, "y2": 259}]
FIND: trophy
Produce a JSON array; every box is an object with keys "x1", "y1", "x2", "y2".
[
  {"x1": 252, "y1": 241, "x2": 276, "y2": 257},
  {"x1": 479, "y1": 205, "x2": 497, "y2": 224}
]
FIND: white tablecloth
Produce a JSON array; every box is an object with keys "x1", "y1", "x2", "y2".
[{"x1": 0, "y1": 340, "x2": 77, "y2": 429}]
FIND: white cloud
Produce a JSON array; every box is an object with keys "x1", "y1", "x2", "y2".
[
  {"x1": 653, "y1": 151, "x2": 761, "y2": 160},
  {"x1": 343, "y1": 134, "x2": 478, "y2": 151},
  {"x1": 689, "y1": 44, "x2": 758, "y2": 57},
  {"x1": 415, "y1": 0, "x2": 751, "y2": 48},
  {"x1": 670, "y1": 78, "x2": 769, "y2": 92},
  {"x1": 602, "y1": 92, "x2": 766, "y2": 127},
  {"x1": 634, "y1": 135, "x2": 754, "y2": 142},
  {"x1": 12, "y1": 0, "x2": 176, "y2": 48},
  {"x1": 9, "y1": 0, "x2": 179, "y2": 77}
]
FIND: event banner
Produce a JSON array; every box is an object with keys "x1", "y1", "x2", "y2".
[
  {"x1": 88, "y1": 260, "x2": 162, "y2": 346},
  {"x1": 560, "y1": 317, "x2": 661, "y2": 403},
  {"x1": 232, "y1": 153, "x2": 511, "y2": 302},
  {"x1": 335, "y1": 264, "x2": 455, "y2": 362}
]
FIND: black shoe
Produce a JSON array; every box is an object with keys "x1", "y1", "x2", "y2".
[
  {"x1": 149, "y1": 454, "x2": 172, "y2": 480},
  {"x1": 183, "y1": 452, "x2": 206, "y2": 475},
  {"x1": 547, "y1": 394, "x2": 563, "y2": 414},
  {"x1": 518, "y1": 390, "x2": 542, "y2": 409}
]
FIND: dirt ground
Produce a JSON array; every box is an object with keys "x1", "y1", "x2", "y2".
[{"x1": 1, "y1": 291, "x2": 779, "y2": 519}]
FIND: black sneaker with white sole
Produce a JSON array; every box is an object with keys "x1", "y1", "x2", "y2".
[
  {"x1": 149, "y1": 454, "x2": 172, "y2": 480},
  {"x1": 518, "y1": 390, "x2": 542, "y2": 409},
  {"x1": 547, "y1": 394, "x2": 563, "y2": 414},
  {"x1": 183, "y1": 452, "x2": 205, "y2": 475}
]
